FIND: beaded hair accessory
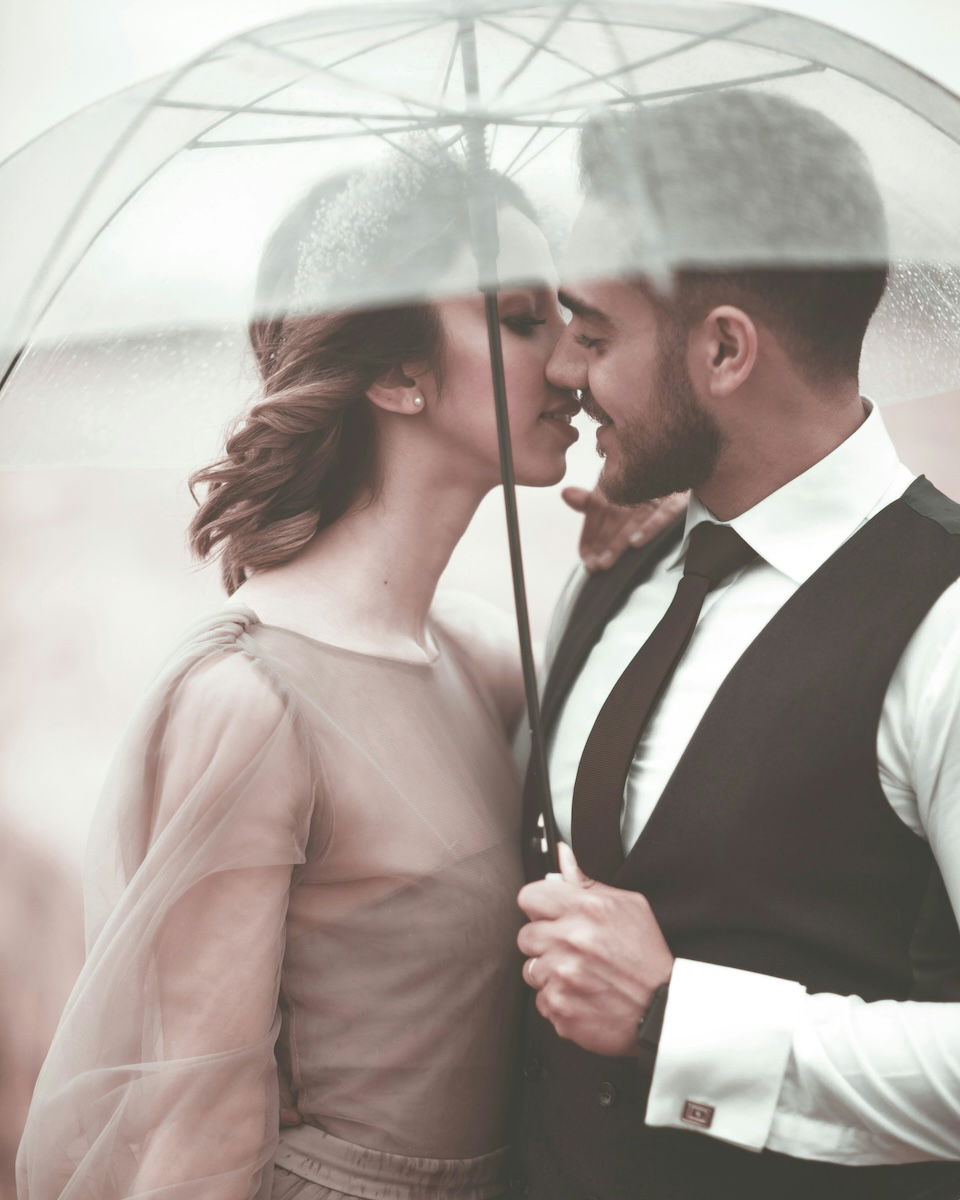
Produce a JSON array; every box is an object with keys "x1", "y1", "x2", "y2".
[{"x1": 290, "y1": 135, "x2": 467, "y2": 315}]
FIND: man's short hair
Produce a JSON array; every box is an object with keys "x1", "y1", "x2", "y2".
[{"x1": 580, "y1": 89, "x2": 889, "y2": 382}]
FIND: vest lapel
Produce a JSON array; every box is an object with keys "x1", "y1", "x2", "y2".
[{"x1": 521, "y1": 518, "x2": 684, "y2": 879}]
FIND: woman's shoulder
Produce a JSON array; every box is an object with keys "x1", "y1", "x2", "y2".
[
  {"x1": 150, "y1": 606, "x2": 293, "y2": 735},
  {"x1": 132, "y1": 607, "x2": 316, "y2": 832},
  {"x1": 170, "y1": 604, "x2": 260, "y2": 660},
  {"x1": 431, "y1": 590, "x2": 523, "y2": 731}
]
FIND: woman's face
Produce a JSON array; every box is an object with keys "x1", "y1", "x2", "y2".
[{"x1": 418, "y1": 207, "x2": 578, "y2": 490}]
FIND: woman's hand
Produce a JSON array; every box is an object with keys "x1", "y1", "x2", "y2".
[{"x1": 565, "y1": 487, "x2": 688, "y2": 572}]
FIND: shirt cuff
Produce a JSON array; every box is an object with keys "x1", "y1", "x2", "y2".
[{"x1": 645, "y1": 958, "x2": 807, "y2": 1151}]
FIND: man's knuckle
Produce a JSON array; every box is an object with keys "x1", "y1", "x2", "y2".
[
  {"x1": 633, "y1": 892, "x2": 652, "y2": 916},
  {"x1": 565, "y1": 924, "x2": 593, "y2": 954},
  {"x1": 548, "y1": 992, "x2": 572, "y2": 1020},
  {"x1": 583, "y1": 890, "x2": 609, "y2": 915}
]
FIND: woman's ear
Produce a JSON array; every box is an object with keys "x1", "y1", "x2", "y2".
[
  {"x1": 366, "y1": 364, "x2": 429, "y2": 415},
  {"x1": 692, "y1": 305, "x2": 758, "y2": 399}
]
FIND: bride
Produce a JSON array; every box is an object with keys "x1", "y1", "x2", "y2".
[{"x1": 17, "y1": 141, "x2": 678, "y2": 1200}]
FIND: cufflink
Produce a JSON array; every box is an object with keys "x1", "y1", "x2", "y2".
[{"x1": 681, "y1": 1100, "x2": 715, "y2": 1129}]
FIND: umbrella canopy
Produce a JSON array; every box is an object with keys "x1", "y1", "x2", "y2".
[{"x1": 2, "y1": 0, "x2": 960, "y2": 465}]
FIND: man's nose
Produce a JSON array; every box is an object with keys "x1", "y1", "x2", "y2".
[{"x1": 545, "y1": 331, "x2": 586, "y2": 393}]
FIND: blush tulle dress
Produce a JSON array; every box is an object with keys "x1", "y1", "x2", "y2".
[{"x1": 16, "y1": 607, "x2": 525, "y2": 1200}]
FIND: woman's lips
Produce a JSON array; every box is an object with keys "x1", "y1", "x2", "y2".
[{"x1": 540, "y1": 412, "x2": 580, "y2": 443}]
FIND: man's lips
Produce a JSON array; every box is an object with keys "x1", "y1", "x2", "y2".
[
  {"x1": 578, "y1": 391, "x2": 613, "y2": 426},
  {"x1": 575, "y1": 388, "x2": 609, "y2": 424}
]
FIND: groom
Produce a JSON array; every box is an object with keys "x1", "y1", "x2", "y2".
[{"x1": 514, "y1": 90, "x2": 960, "y2": 1199}]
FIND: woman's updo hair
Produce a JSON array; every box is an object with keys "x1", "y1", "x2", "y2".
[{"x1": 189, "y1": 139, "x2": 536, "y2": 593}]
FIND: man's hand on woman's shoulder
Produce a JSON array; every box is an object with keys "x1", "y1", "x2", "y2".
[{"x1": 566, "y1": 487, "x2": 688, "y2": 572}]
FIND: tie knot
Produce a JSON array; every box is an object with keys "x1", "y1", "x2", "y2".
[{"x1": 683, "y1": 522, "x2": 756, "y2": 586}]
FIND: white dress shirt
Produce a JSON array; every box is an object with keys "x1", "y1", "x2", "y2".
[{"x1": 544, "y1": 403, "x2": 960, "y2": 1165}]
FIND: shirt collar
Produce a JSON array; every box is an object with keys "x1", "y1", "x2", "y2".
[{"x1": 671, "y1": 401, "x2": 906, "y2": 585}]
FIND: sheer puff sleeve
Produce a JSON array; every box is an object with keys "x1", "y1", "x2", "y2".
[{"x1": 17, "y1": 611, "x2": 318, "y2": 1200}]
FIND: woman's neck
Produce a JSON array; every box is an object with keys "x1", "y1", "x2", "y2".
[{"x1": 234, "y1": 463, "x2": 488, "y2": 657}]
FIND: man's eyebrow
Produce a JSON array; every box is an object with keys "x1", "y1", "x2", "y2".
[{"x1": 557, "y1": 288, "x2": 612, "y2": 327}]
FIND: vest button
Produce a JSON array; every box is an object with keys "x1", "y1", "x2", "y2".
[
  {"x1": 597, "y1": 1080, "x2": 617, "y2": 1108},
  {"x1": 523, "y1": 1057, "x2": 547, "y2": 1081}
]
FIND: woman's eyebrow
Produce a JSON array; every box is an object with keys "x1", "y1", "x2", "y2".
[
  {"x1": 557, "y1": 288, "x2": 612, "y2": 328},
  {"x1": 498, "y1": 285, "x2": 551, "y2": 305}
]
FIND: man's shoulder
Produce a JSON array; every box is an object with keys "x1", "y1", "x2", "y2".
[{"x1": 900, "y1": 476, "x2": 960, "y2": 536}]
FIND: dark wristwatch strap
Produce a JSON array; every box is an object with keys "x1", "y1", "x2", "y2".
[{"x1": 636, "y1": 982, "x2": 670, "y2": 1061}]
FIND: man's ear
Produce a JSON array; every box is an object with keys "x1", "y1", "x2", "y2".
[
  {"x1": 366, "y1": 363, "x2": 430, "y2": 415},
  {"x1": 691, "y1": 305, "x2": 758, "y2": 399}
]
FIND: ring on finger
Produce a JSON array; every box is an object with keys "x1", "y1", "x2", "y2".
[{"x1": 526, "y1": 957, "x2": 542, "y2": 988}]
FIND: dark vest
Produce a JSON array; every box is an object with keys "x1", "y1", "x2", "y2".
[{"x1": 515, "y1": 477, "x2": 960, "y2": 1200}]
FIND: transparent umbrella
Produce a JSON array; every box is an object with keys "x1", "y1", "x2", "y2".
[{"x1": 2, "y1": 0, "x2": 959, "y2": 865}]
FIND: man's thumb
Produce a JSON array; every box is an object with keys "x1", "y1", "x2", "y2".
[{"x1": 557, "y1": 841, "x2": 591, "y2": 886}]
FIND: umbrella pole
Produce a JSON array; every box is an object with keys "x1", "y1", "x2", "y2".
[
  {"x1": 459, "y1": 16, "x2": 559, "y2": 871},
  {"x1": 480, "y1": 289, "x2": 560, "y2": 872}
]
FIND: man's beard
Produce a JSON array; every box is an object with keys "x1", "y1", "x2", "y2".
[{"x1": 599, "y1": 327, "x2": 723, "y2": 506}]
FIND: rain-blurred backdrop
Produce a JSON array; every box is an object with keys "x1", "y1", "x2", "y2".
[{"x1": 1, "y1": 1, "x2": 958, "y2": 1192}]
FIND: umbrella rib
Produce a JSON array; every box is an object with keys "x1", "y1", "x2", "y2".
[
  {"x1": 508, "y1": 121, "x2": 573, "y2": 177},
  {"x1": 481, "y1": 11, "x2": 631, "y2": 101},
  {"x1": 349, "y1": 113, "x2": 446, "y2": 164},
  {"x1": 581, "y1": 0, "x2": 643, "y2": 98},
  {"x1": 304, "y1": 19, "x2": 439, "y2": 72},
  {"x1": 191, "y1": 113, "x2": 587, "y2": 149},
  {"x1": 536, "y1": 11, "x2": 771, "y2": 104},
  {"x1": 488, "y1": 118, "x2": 501, "y2": 161},
  {"x1": 486, "y1": 0, "x2": 585, "y2": 103},
  {"x1": 503, "y1": 125, "x2": 548, "y2": 175},
  {"x1": 596, "y1": 61, "x2": 825, "y2": 111},
  {"x1": 556, "y1": 9, "x2": 765, "y2": 30},
  {"x1": 237, "y1": 32, "x2": 448, "y2": 117},
  {"x1": 441, "y1": 25, "x2": 462, "y2": 98},
  {"x1": 515, "y1": 61, "x2": 826, "y2": 122},
  {"x1": 193, "y1": 119, "x2": 457, "y2": 149},
  {"x1": 439, "y1": 127, "x2": 468, "y2": 152},
  {"x1": 156, "y1": 98, "x2": 446, "y2": 122},
  {"x1": 263, "y1": 12, "x2": 439, "y2": 49}
]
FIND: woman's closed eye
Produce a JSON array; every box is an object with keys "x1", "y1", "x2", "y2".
[{"x1": 503, "y1": 314, "x2": 548, "y2": 337}]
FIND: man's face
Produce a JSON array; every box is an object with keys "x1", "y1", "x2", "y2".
[{"x1": 548, "y1": 204, "x2": 722, "y2": 504}]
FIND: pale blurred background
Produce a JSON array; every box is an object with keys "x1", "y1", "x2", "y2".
[{"x1": 1, "y1": 1, "x2": 958, "y2": 1194}]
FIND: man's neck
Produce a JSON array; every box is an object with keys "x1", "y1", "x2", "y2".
[{"x1": 696, "y1": 389, "x2": 867, "y2": 522}]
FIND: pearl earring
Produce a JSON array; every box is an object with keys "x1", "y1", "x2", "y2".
[{"x1": 412, "y1": 395, "x2": 424, "y2": 409}]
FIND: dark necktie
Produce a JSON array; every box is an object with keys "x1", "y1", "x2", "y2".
[{"x1": 571, "y1": 521, "x2": 757, "y2": 881}]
